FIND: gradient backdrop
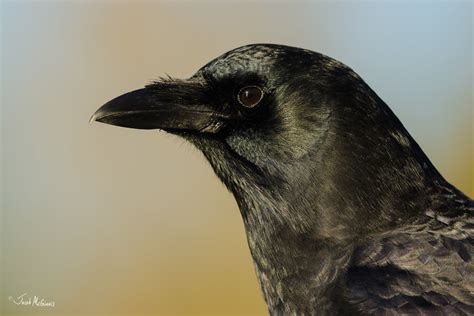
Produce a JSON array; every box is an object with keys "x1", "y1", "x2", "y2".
[{"x1": 1, "y1": 1, "x2": 472, "y2": 316}]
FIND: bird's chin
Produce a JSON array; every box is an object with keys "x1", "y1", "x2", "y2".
[
  {"x1": 164, "y1": 128, "x2": 210, "y2": 137},
  {"x1": 164, "y1": 128, "x2": 225, "y2": 146}
]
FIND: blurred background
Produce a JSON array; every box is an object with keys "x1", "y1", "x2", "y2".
[{"x1": 1, "y1": 1, "x2": 472, "y2": 315}]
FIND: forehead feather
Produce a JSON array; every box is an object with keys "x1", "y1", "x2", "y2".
[{"x1": 198, "y1": 44, "x2": 285, "y2": 78}]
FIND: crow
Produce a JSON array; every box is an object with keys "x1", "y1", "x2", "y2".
[{"x1": 91, "y1": 44, "x2": 473, "y2": 315}]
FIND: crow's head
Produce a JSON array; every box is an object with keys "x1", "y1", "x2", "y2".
[{"x1": 92, "y1": 44, "x2": 440, "y2": 239}]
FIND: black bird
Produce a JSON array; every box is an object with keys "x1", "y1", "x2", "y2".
[{"x1": 92, "y1": 44, "x2": 473, "y2": 315}]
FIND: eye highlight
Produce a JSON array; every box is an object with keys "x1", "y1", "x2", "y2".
[{"x1": 237, "y1": 86, "x2": 264, "y2": 108}]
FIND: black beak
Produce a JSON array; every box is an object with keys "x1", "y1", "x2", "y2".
[{"x1": 91, "y1": 81, "x2": 228, "y2": 133}]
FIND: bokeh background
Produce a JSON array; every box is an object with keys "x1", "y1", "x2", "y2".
[{"x1": 1, "y1": 1, "x2": 472, "y2": 315}]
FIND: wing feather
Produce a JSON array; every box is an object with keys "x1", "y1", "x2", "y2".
[{"x1": 346, "y1": 200, "x2": 474, "y2": 314}]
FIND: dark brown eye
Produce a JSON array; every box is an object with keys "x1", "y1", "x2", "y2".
[{"x1": 237, "y1": 86, "x2": 264, "y2": 108}]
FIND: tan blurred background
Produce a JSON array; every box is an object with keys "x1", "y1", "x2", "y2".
[{"x1": 1, "y1": 1, "x2": 472, "y2": 316}]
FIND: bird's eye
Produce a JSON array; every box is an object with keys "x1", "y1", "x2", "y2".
[{"x1": 237, "y1": 86, "x2": 264, "y2": 108}]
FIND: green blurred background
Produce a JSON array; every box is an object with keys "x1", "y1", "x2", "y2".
[{"x1": 1, "y1": 1, "x2": 472, "y2": 315}]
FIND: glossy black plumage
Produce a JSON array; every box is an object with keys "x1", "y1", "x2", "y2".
[{"x1": 93, "y1": 44, "x2": 473, "y2": 315}]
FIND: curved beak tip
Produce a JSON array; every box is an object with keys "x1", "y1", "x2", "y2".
[
  {"x1": 89, "y1": 110, "x2": 105, "y2": 125},
  {"x1": 89, "y1": 113, "x2": 97, "y2": 125}
]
